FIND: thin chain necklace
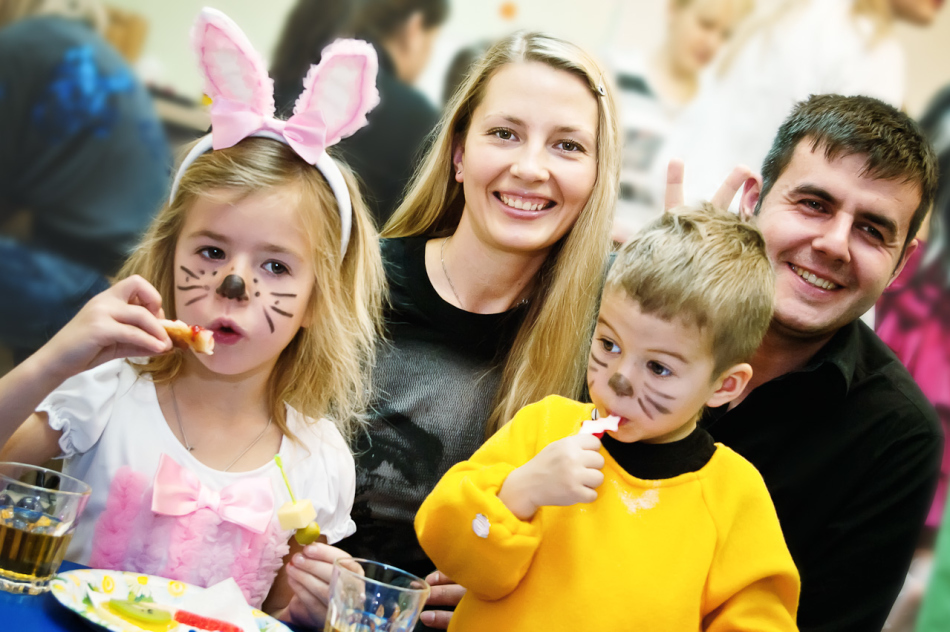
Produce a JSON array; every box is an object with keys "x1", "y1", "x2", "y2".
[
  {"x1": 440, "y1": 236, "x2": 530, "y2": 311},
  {"x1": 169, "y1": 382, "x2": 273, "y2": 472},
  {"x1": 440, "y1": 236, "x2": 465, "y2": 310}
]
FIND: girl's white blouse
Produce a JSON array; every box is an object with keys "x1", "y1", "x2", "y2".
[{"x1": 37, "y1": 358, "x2": 357, "y2": 566}]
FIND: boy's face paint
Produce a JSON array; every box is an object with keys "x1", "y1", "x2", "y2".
[
  {"x1": 587, "y1": 291, "x2": 723, "y2": 444},
  {"x1": 173, "y1": 185, "x2": 315, "y2": 377}
]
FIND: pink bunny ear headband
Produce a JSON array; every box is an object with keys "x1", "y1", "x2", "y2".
[{"x1": 170, "y1": 7, "x2": 380, "y2": 256}]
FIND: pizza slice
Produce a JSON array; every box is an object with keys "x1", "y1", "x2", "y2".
[{"x1": 160, "y1": 319, "x2": 215, "y2": 355}]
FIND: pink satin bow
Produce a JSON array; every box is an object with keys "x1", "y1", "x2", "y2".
[
  {"x1": 210, "y1": 99, "x2": 328, "y2": 165},
  {"x1": 151, "y1": 454, "x2": 275, "y2": 534}
]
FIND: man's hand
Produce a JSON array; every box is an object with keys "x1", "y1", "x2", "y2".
[
  {"x1": 419, "y1": 570, "x2": 466, "y2": 629},
  {"x1": 664, "y1": 159, "x2": 756, "y2": 212}
]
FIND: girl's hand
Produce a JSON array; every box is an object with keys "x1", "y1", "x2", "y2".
[
  {"x1": 282, "y1": 543, "x2": 351, "y2": 629},
  {"x1": 42, "y1": 275, "x2": 171, "y2": 380},
  {"x1": 498, "y1": 433, "x2": 605, "y2": 520}
]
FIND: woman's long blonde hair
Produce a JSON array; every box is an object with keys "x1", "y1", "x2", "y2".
[
  {"x1": 384, "y1": 32, "x2": 621, "y2": 436},
  {"x1": 119, "y1": 138, "x2": 385, "y2": 442}
]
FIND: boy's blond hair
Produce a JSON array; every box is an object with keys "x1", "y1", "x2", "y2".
[
  {"x1": 119, "y1": 138, "x2": 385, "y2": 442},
  {"x1": 606, "y1": 204, "x2": 774, "y2": 376}
]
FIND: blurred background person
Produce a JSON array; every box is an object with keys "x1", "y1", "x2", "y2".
[
  {"x1": 441, "y1": 39, "x2": 491, "y2": 105},
  {"x1": 876, "y1": 82, "x2": 950, "y2": 632},
  {"x1": 658, "y1": 0, "x2": 944, "y2": 210},
  {"x1": 271, "y1": 0, "x2": 449, "y2": 227},
  {"x1": 270, "y1": 0, "x2": 353, "y2": 113},
  {"x1": 610, "y1": 0, "x2": 754, "y2": 241},
  {"x1": 0, "y1": 0, "x2": 171, "y2": 363}
]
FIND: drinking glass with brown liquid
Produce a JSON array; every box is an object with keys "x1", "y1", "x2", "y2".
[{"x1": 0, "y1": 462, "x2": 90, "y2": 594}]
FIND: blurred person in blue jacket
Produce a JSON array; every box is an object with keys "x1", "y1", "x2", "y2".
[{"x1": 0, "y1": 0, "x2": 170, "y2": 361}]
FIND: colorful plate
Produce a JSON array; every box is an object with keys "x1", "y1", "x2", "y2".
[{"x1": 50, "y1": 569, "x2": 291, "y2": 632}]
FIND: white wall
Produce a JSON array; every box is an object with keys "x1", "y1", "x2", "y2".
[
  {"x1": 108, "y1": 0, "x2": 296, "y2": 97},
  {"x1": 116, "y1": 0, "x2": 950, "y2": 117}
]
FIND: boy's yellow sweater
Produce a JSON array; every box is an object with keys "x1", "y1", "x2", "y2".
[{"x1": 416, "y1": 395, "x2": 800, "y2": 631}]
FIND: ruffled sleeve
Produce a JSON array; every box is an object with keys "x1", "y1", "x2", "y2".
[
  {"x1": 36, "y1": 358, "x2": 130, "y2": 457},
  {"x1": 288, "y1": 413, "x2": 357, "y2": 544}
]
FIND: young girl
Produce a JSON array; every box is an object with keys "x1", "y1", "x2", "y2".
[
  {"x1": 0, "y1": 8, "x2": 384, "y2": 620},
  {"x1": 286, "y1": 31, "x2": 622, "y2": 629}
]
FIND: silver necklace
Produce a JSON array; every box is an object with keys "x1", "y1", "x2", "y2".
[
  {"x1": 169, "y1": 382, "x2": 273, "y2": 472},
  {"x1": 440, "y1": 236, "x2": 530, "y2": 310},
  {"x1": 440, "y1": 236, "x2": 465, "y2": 310}
]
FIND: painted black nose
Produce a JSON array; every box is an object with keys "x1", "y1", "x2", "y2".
[
  {"x1": 216, "y1": 274, "x2": 247, "y2": 300},
  {"x1": 608, "y1": 373, "x2": 634, "y2": 397}
]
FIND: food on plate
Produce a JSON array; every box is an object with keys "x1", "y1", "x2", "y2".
[
  {"x1": 105, "y1": 599, "x2": 244, "y2": 632},
  {"x1": 174, "y1": 609, "x2": 244, "y2": 632},
  {"x1": 161, "y1": 319, "x2": 215, "y2": 355},
  {"x1": 108, "y1": 599, "x2": 173, "y2": 624}
]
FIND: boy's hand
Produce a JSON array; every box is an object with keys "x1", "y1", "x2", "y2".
[
  {"x1": 499, "y1": 433, "x2": 605, "y2": 520},
  {"x1": 42, "y1": 275, "x2": 171, "y2": 380},
  {"x1": 282, "y1": 543, "x2": 351, "y2": 629}
]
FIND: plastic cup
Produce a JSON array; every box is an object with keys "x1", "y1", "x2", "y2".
[
  {"x1": 0, "y1": 462, "x2": 90, "y2": 594},
  {"x1": 324, "y1": 558, "x2": 431, "y2": 632}
]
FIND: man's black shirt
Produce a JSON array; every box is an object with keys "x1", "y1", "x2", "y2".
[{"x1": 702, "y1": 319, "x2": 942, "y2": 632}]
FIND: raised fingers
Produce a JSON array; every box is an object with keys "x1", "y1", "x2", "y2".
[
  {"x1": 710, "y1": 164, "x2": 755, "y2": 211},
  {"x1": 664, "y1": 159, "x2": 685, "y2": 211}
]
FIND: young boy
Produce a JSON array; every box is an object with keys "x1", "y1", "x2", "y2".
[{"x1": 415, "y1": 205, "x2": 800, "y2": 630}]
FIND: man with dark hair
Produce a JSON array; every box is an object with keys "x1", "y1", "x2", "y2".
[{"x1": 694, "y1": 94, "x2": 942, "y2": 632}]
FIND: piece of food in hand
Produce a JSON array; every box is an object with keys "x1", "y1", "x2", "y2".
[
  {"x1": 161, "y1": 319, "x2": 214, "y2": 355},
  {"x1": 294, "y1": 520, "x2": 321, "y2": 545},
  {"x1": 277, "y1": 499, "x2": 317, "y2": 531},
  {"x1": 174, "y1": 609, "x2": 243, "y2": 632},
  {"x1": 579, "y1": 414, "x2": 621, "y2": 438}
]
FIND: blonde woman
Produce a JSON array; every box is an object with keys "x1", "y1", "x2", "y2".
[{"x1": 288, "y1": 31, "x2": 621, "y2": 629}]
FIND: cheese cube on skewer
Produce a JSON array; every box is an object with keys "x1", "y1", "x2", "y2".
[{"x1": 277, "y1": 500, "x2": 316, "y2": 531}]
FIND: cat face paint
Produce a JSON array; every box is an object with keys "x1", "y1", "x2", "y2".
[
  {"x1": 173, "y1": 185, "x2": 315, "y2": 376},
  {"x1": 587, "y1": 290, "x2": 722, "y2": 444}
]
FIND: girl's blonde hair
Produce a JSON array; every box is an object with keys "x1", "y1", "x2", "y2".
[
  {"x1": 384, "y1": 31, "x2": 622, "y2": 436},
  {"x1": 119, "y1": 138, "x2": 385, "y2": 442}
]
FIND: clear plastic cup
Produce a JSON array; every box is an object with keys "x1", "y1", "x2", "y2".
[
  {"x1": 0, "y1": 462, "x2": 90, "y2": 594},
  {"x1": 324, "y1": 558, "x2": 431, "y2": 632}
]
